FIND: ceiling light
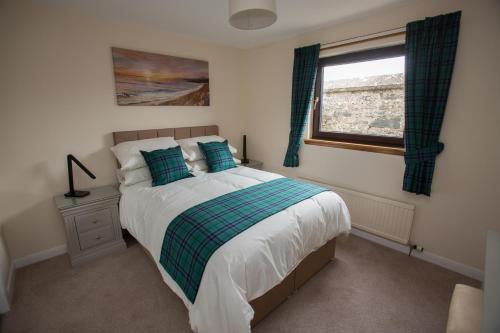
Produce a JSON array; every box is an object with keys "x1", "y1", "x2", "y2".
[{"x1": 229, "y1": 0, "x2": 277, "y2": 30}]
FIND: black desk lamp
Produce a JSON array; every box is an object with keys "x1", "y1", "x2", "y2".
[
  {"x1": 64, "y1": 154, "x2": 96, "y2": 198},
  {"x1": 242, "y1": 135, "x2": 249, "y2": 164}
]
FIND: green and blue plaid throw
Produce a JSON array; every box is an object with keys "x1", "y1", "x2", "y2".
[
  {"x1": 141, "y1": 146, "x2": 191, "y2": 187},
  {"x1": 159, "y1": 177, "x2": 329, "y2": 303},
  {"x1": 197, "y1": 140, "x2": 236, "y2": 173}
]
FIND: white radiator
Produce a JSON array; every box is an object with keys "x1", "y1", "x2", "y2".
[{"x1": 299, "y1": 177, "x2": 415, "y2": 244}]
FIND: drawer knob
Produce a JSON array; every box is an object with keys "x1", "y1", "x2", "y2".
[
  {"x1": 92, "y1": 220, "x2": 98, "y2": 224},
  {"x1": 95, "y1": 236, "x2": 102, "y2": 240}
]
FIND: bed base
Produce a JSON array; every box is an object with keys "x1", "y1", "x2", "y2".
[
  {"x1": 139, "y1": 237, "x2": 336, "y2": 328},
  {"x1": 250, "y1": 238, "x2": 336, "y2": 326}
]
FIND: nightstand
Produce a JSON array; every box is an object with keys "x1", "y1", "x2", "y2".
[
  {"x1": 54, "y1": 185, "x2": 126, "y2": 266},
  {"x1": 241, "y1": 159, "x2": 263, "y2": 170}
]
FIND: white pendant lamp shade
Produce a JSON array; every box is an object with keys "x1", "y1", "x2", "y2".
[{"x1": 229, "y1": 0, "x2": 277, "y2": 30}]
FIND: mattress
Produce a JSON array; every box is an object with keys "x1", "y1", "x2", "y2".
[{"x1": 119, "y1": 166, "x2": 351, "y2": 333}]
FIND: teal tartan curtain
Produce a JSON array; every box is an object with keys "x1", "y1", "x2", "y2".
[
  {"x1": 283, "y1": 44, "x2": 320, "y2": 167},
  {"x1": 403, "y1": 12, "x2": 461, "y2": 196}
]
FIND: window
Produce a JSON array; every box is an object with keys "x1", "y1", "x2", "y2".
[{"x1": 311, "y1": 45, "x2": 405, "y2": 148}]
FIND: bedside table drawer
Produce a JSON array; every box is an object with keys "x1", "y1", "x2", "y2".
[
  {"x1": 75, "y1": 208, "x2": 113, "y2": 233},
  {"x1": 78, "y1": 224, "x2": 115, "y2": 250}
]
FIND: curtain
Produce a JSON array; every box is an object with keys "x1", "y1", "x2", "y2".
[
  {"x1": 403, "y1": 12, "x2": 461, "y2": 196},
  {"x1": 283, "y1": 44, "x2": 320, "y2": 167}
]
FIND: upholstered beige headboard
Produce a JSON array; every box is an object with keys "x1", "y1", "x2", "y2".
[{"x1": 112, "y1": 125, "x2": 219, "y2": 145}]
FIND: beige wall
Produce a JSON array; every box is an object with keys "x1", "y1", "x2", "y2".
[
  {"x1": 0, "y1": 1, "x2": 244, "y2": 259},
  {"x1": 242, "y1": 0, "x2": 500, "y2": 271}
]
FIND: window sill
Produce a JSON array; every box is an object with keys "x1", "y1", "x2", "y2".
[{"x1": 304, "y1": 138, "x2": 404, "y2": 156}]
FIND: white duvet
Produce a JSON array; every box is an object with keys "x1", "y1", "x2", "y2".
[{"x1": 119, "y1": 166, "x2": 351, "y2": 333}]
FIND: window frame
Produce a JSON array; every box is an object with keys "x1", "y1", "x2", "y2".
[{"x1": 311, "y1": 44, "x2": 406, "y2": 148}]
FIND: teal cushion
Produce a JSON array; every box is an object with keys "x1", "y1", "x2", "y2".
[
  {"x1": 197, "y1": 140, "x2": 236, "y2": 173},
  {"x1": 140, "y1": 146, "x2": 191, "y2": 187}
]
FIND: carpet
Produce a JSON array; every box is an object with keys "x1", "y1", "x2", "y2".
[{"x1": 1, "y1": 234, "x2": 479, "y2": 333}]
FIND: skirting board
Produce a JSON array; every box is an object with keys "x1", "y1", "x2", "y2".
[
  {"x1": 13, "y1": 244, "x2": 67, "y2": 269},
  {"x1": 10, "y1": 228, "x2": 484, "y2": 284},
  {"x1": 5, "y1": 244, "x2": 67, "y2": 311},
  {"x1": 6, "y1": 263, "x2": 15, "y2": 309},
  {"x1": 350, "y1": 228, "x2": 484, "y2": 281}
]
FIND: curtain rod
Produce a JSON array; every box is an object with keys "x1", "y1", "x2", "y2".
[{"x1": 320, "y1": 26, "x2": 406, "y2": 51}]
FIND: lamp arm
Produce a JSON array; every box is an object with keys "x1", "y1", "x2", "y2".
[
  {"x1": 65, "y1": 154, "x2": 96, "y2": 198},
  {"x1": 68, "y1": 154, "x2": 96, "y2": 179}
]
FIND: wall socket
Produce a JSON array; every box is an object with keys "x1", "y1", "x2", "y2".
[
  {"x1": 410, "y1": 244, "x2": 424, "y2": 254},
  {"x1": 411, "y1": 244, "x2": 424, "y2": 253}
]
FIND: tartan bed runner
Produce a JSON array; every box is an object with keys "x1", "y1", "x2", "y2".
[{"x1": 159, "y1": 177, "x2": 329, "y2": 303}]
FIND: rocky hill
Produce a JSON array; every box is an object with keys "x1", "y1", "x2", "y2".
[
  {"x1": 321, "y1": 74, "x2": 404, "y2": 138},
  {"x1": 325, "y1": 73, "x2": 404, "y2": 90}
]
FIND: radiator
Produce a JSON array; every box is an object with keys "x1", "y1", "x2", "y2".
[{"x1": 298, "y1": 177, "x2": 415, "y2": 244}]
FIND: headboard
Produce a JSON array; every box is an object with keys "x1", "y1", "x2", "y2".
[{"x1": 112, "y1": 125, "x2": 219, "y2": 145}]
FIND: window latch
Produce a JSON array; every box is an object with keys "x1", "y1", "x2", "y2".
[{"x1": 313, "y1": 97, "x2": 319, "y2": 110}]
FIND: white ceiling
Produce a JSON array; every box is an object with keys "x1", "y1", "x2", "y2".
[{"x1": 40, "y1": 0, "x2": 409, "y2": 49}]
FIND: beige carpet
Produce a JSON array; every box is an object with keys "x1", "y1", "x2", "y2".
[{"x1": 1, "y1": 235, "x2": 479, "y2": 333}]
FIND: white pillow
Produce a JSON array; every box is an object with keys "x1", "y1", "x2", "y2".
[
  {"x1": 177, "y1": 136, "x2": 238, "y2": 162},
  {"x1": 116, "y1": 167, "x2": 151, "y2": 186},
  {"x1": 117, "y1": 163, "x2": 193, "y2": 186},
  {"x1": 188, "y1": 157, "x2": 241, "y2": 172},
  {"x1": 187, "y1": 160, "x2": 208, "y2": 172},
  {"x1": 111, "y1": 137, "x2": 188, "y2": 171}
]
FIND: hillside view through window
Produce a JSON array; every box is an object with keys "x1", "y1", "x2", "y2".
[{"x1": 320, "y1": 56, "x2": 405, "y2": 138}]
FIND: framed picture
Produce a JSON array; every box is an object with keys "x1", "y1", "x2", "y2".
[{"x1": 111, "y1": 47, "x2": 209, "y2": 106}]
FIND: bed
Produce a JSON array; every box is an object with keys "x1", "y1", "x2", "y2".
[{"x1": 113, "y1": 125, "x2": 351, "y2": 333}]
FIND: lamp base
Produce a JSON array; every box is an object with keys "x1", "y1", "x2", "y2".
[{"x1": 64, "y1": 190, "x2": 90, "y2": 198}]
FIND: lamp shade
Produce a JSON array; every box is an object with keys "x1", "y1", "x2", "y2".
[{"x1": 229, "y1": 0, "x2": 277, "y2": 30}]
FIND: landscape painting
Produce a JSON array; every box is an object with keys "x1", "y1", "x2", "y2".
[{"x1": 111, "y1": 47, "x2": 209, "y2": 106}]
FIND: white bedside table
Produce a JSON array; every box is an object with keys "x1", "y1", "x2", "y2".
[
  {"x1": 241, "y1": 159, "x2": 263, "y2": 170},
  {"x1": 54, "y1": 185, "x2": 126, "y2": 266}
]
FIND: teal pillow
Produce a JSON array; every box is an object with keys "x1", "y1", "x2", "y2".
[
  {"x1": 197, "y1": 140, "x2": 236, "y2": 173},
  {"x1": 140, "y1": 146, "x2": 191, "y2": 187}
]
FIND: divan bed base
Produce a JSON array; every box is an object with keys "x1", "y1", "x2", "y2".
[
  {"x1": 139, "y1": 237, "x2": 337, "y2": 328},
  {"x1": 249, "y1": 238, "x2": 336, "y2": 326}
]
